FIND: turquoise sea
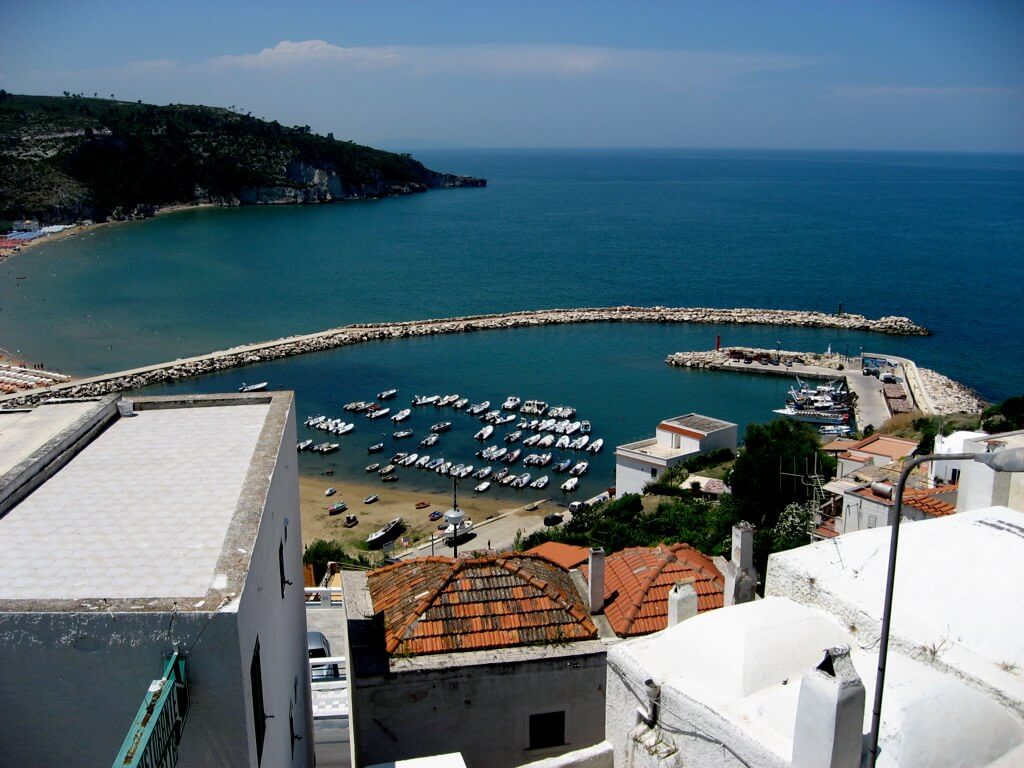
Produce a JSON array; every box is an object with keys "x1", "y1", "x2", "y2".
[{"x1": 2, "y1": 150, "x2": 1022, "y2": 499}]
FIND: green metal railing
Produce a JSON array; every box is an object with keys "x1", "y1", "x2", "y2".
[{"x1": 112, "y1": 652, "x2": 190, "y2": 768}]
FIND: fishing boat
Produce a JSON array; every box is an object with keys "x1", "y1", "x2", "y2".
[
  {"x1": 561, "y1": 477, "x2": 579, "y2": 492},
  {"x1": 586, "y1": 438, "x2": 604, "y2": 453},
  {"x1": 328, "y1": 502, "x2": 348, "y2": 515},
  {"x1": 530, "y1": 476, "x2": 549, "y2": 489},
  {"x1": 363, "y1": 494, "x2": 380, "y2": 505},
  {"x1": 238, "y1": 382, "x2": 268, "y2": 393},
  {"x1": 297, "y1": 439, "x2": 313, "y2": 451},
  {"x1": 474, "y1": 481, "x2": 491, "y2": 493},
  {"x1": 504, "y1": 430, "x2": 522, "y2": 443},
  {"x1": 367, "y1": 407, "x2": 391, "y2": 420},
  {"x1": 569, "y1": 461, "x2": 589, "y2": 476},
  {"x1": 368, "y1": 442, "x2": 384, "y2": 453},
  {"x1": 502, "y1": 395, "x2": 522, "y2": 410},
  {"x1": 391, "y1": 409, "x2": 412, "y2": 423},
  {"x1": 366, "y1": 516, "x2": 402, "y2": 544},
  {"x1": 377, "y1": 388, "x2": 398, "y2": 400},
  {"x1": 474, "y1": 425, "x2": 494, "y2": 441},
  {"x1": 430, "y1": 422, "x2": 452, "y2": 433},
  {"x1": 773, "y1": 407, "x2": 850, "y2": 425},
  {"x1": 420, "y1": 433, "x2": 439, "y2": 447},
  {"x1": 365, "y1": 462, "x2": 381, "y2": 472},
  {"x1": 325, "y1": 487, "x2": 336, "y2": 497},
  {"x1": 393, "y1": 429, "x2": 414, "y2": 439}
]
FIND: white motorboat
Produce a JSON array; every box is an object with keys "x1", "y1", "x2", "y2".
[
  {"x1": 335, "y1": 422, "x2": 354, "y2": 435},
  {"x1": 569, "y1": 461, "x2": 589, "y2": 476},
  {"x1": 431, "y1": 422, "x2": 452, "y2": 433},
  {"x1": 379, "y1": 464, "x2": 396, "y2": 476},
  {"x1": 437, "y1": 461, "x2": 452, "y2": 475},
  {"x1": 363, "y1": 494, "x2": 380, "y2": 505},
  {"x1": 318, "y1": 443, "x2": 340, "y2": 454},
  {"x1": 521, "y1": 399, "x2": 548, "y2": 415},
  {"x1": 377, "y1": 388, "x2": 398, "y2": 400},
  {"x1": 570, "y1": 435, "x2": 589, "y2": 450},
  {"x1": 297, "y1": 439, "x2": 313, "y2": 451},
  {"x1": 454, "y1": 398, "x2": 469, "y2": 409},
  {"x1": 505, "y1": 430, "x2": 522, "y2": 443},
  {"x1": 475, "y1": 425, "x2": 494, "y2": 441},
  {"x1": 450, "y1": 464, "x2": 465, "y2": 477},
  {"x1": 500, "y1": 473, "x2": 518, "y2": 486},
  {"x1": 513, "y1": 473, "x2": 531, "y2": 488},
  {"x1": 420, "y1": 433, "x2": 439, "y2": 447},
  {"x1": 494, "y1": 414, "x2": 516, "y2": 425},
  {"x1": 366, "y1": 516, "x2": 402, "y2": 544},
  {"x1": 566, "y1": 421, "x2": 582, "y2": 435},
  {"x1": 416, "y1": 455, "x2": 432, "y2": 467},
  {"x1": 494, "y1": 467, "x2": 510, "y2": 480},
  {"x1": 459, "y1": 464, "x2": 475, "y2": 478},
  {"x1": 522, "y1": 433, "x2": 541, "y2": 446},
  {"x1": 239, "y1": 382, "x2": 268, "y2": 393},
  {"x1": 325, "y1": 487, "x2": 336, "y2": 497},
  {"x1": 560, "y1": 477, "x2": 579, "y2": 492},
  {"x1": 586, "y1": 438, "x2": 604, "y2": 453},
  {"x1": 393, "y1": 429, "x2": 414, "y2": 439},
  {"x1": 403, "y1": 453, "x2": 420, "y2": 466},
  {"x1": 413, "y1": 395, "x2": 440, "y2": 406},
  {"x1": 365, "y1": 462, "x2": 380, "y2": 472},
  {"x1": 555, "y1": 435, "x2": 571, "y2": 450},
  {"x1": 537, "y1": 452, "x2": 553, "y2": 466},
  {"x1": 538, "y1": 435, "x2": 555, "y2": 449},
  {"x1": 467, "y1": 400, "x2": 491, "y2": 415},
  {"x1": 391, "y1": 409, "x2": 411, "y2": 423},
  {"x1": 474, "y1": 481, "x2": 491, "y2": 493},
  {"x1": 475, "y1": 466, "x2": 492, "y2": 479},
  {"x1": 427, "y1": 458, "x2": 444, "y2": 470},
  {"x1": 437, "y1": 394, "x2": 459, "y2": 407},
  {"x1": 482, "y1": 410, "x2": 501, "y2": 422},
  {"x1": 502, "y1": 395, "x2": 522, "y2": 410},
  {"x1": 367, "y1": 407, "x2": 390, "y2": 420},
  {"x1": 530, "y1": 476, "x2": 549, "y2": 489},
  {"x1": 580, "y1": 420, "x2": 592, "y2": 434},
  {"x1": 502, "y1": 448, "x2": 521, "y2": 464}
]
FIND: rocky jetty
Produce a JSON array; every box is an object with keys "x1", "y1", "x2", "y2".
[
  {"x1": 916, "y1": 366, "x2": 987, "y2": 414},
  {"x1": 0, "y1": 305, "x2": 929, "y2": 407}
]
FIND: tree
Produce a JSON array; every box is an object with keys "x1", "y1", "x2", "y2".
[
  {"x1": 770, "y1": 502, "x2": 815, "y2": 552},
  {"x1": 982, "y1": 395, "x2": 1024, "y2": 433},
  {"x1": 730, "y1": 418, "x2": 835, "y2": 530}
]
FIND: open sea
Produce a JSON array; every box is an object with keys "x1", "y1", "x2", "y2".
[{"x1": 2, "y1": 149, "x2": 1022, "y2": 499}]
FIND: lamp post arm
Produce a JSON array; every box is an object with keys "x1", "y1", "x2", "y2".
[{"x1": 866, "y1": 451, "x2": 975, "y2": 766}]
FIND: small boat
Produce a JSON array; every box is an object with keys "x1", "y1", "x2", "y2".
[
  {"x1": 297, "y1": 439, "x2": 313, "y2": 451},
  {"x1": 530, "y1": 476, "x2": 549, "y2": 489},
  {"x1": 437, "y1": 461, "x2": 452, "y2": 475},
  {"x1": 494, "y1": 414, "x2": 516, "y2": 425},
  {"x1": 325, "y1": 487, "x2": 336, "y2": 497},
  {"x1": 581, "y1": 420, "x2": 592, "y2": 434},
  {"x1": 561, "y1": 477, "x2": 579, "y2": 492},
  {"x1": 367, "y1": 408, "x2": 391, "y2": 420},
  {"x1": 430, "y1": 422, "x2": 452, "y2": 433},
  {"x1": 494, "y1": 467, "x2": 510, "y2": 480},
  {"x1": 482, "y1": 409, "x2": 502, "y2": 423},
  {"x1": 537, "y1": 452, "x2": 552, "y2": 466},
  {"x1": 365, "y1": 462, "x2": 381, "y2": 472},
  {"x1": 343, "y1": 514, "x2": 358, "y2": 528},
  {"x1": 521, "y1": 399, "x2": 548, "y2": 415},
  {"x1": 366, "y1": 516, "x2": 402, "y2": 544},
  {"x1": 319, "y1": 443, "x2": 340, "y2": 454},
  {"x1": 379, "y1": 464, "x2": 396, "y2": 476},
  {"x1": 505, "y1": 430, "x2": 523, "y2": 443},
  {"x1": 553, "y1": 459, "x2": 572, "y2": 473},
  {"x1": 513, "y1": 473, "x2": 531, "y2": 488},
  {"x1": 393, "y1": 429, "x2": 414, "y2": 439},
  {"x1": 522, "y1": 433, "x2": 541, "y2": 446},
  {"x1": 368, "y1": 442, "x2": 385, "y2": 453},
  {"x1": 474, "y1": 425, "x2": 494, "y2": 441},
  {"x1": 402, "y1": 453, "x2": 420, "y2": 466},
  {"x1": 538, "y1": 435, "x2": 555, "y2": 449},
  {"x1": 502, "y1": 395, "x2": 522, "y2": 410},
  {"x1": 391, "y1": 409, "x2": 412, "y2": 423},
  {"x1": 415, "y1": 500, "x2": 430, "y2": 509},
  {"x1": 364, "y1": 494, "x2": 380, "y2": 505},
  {"x1": 381, "y1": 475, "x2": 399, "y2": 483},
  {"x1": 566, "y1": 421, "x2": 582, "y2": 435},
  {"x1": 390, "y1": 452, "x2": 409, "y2": 464},
  {"x1": 328, "y1": 502, "x2": 348, "y2": 515},
  {"x1": 412, "y1": 395, "x2": 440, "y2": 406},
  {"x1": 420, "y1": 433, "x2": 439, "y2": 447},
  {"x1": 238, "y1": 382, "x2": 268, "y2": 393},
  {"x1": 475, "y1": 466, "x2": 493, "y2": 479},
  {"x1": 467, "y1": 400, "x2": 491, "y2": 415},
  {"x1": 474, "y1": 481, "x2": 491, "y2": 493},
  {"x1": 492, "y1": 447, "x2": 508, "y2": 460},
  {"x1": 570, "y1": 435, "x2": 590, "y2": 450},
  {"x1": 819, "y1": 425, "x2": 853, "y2": 435},
  {"x1": 502, "y1": 448, "x2": 522, "y2": 464},
  {"x1": 586, "y1": 438, "x2": 604, "y2": 453},
  {"x1": 377, "y1": 388, "x2": 398, "y2": 400},
  {"x1": 570, "y1": 461, "x2": 589, "y2": 476},
  {"x1": 450, "y1": 463, "x2": 465, "y2": 477},
  {"x1": 427, "y1": 457, "x2": 444, "y2": 470},
  {"x1": 453, "y1": 398, "x2": 469, "y2": 409},
  {"x1": 556, "y1": 435, "x2": 571, "y2": 450},
  {"x1": 429, "y1": 510, "x2": 443, "y2": 521},
  {"x1": 500, "y1": 473, "x2": 518, "y2": 486},
  {"x1": 437, "y1": 394, "x2": 460, "y2": 407}
]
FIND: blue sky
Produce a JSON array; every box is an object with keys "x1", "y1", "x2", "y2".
[{"x1": 2, "y1": 1, "x2": 1022, "y2": 151}]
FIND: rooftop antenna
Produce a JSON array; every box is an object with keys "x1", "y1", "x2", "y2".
[{"x1": 444, "y1": 477, "x2": 465, "y2": 558}]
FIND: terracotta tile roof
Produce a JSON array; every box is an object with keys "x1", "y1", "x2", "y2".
[
  {"x1": 850, "y1": 484, "x2": 957, "y2": 518},
  {"x1": 366, "y1": 554, "x2": 597, "y2": 656},
  {"x1": 822, "y1": 438, "x2": 859, "y2": 453},
  {"x1": 525, "y1": 542, "x2": 590, "y2": 570},
  {"x1": 582, "y1": 543, "x2": 724, "y2": 637},
  {"x1": 844, "y1": 434, "x2": 918, "y2": 461}
]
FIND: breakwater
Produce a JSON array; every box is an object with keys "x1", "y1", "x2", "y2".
[{"x1": 0, "y1": 306, "x2": 928, "y2": 407}]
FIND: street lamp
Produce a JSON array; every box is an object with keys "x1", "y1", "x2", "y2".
[{"x1": 867, "y1": 446, "x2": 1024, "y2": 767}]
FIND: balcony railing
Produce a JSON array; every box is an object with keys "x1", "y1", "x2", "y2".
[{"x1": 112, "y1": 652, "x2": 189, "y2": 768}]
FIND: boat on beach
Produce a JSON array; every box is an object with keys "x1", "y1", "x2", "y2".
[
  {"x1": 325, "y1": 487, "x2": 336, "y2": 497},
  {"x1": 328, "y1": 502, "x2": 348, "y2": 515},
  {"x1": 366, "y1": 516, "x2": 402, "y2": 545},
  {"x1": 364, "y1": 494, "x2": 380, "y2": 504}
]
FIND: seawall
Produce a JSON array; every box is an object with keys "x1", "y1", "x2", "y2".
[{"x1": 0, "y1": 306, "x2": 929, "y2": 408}]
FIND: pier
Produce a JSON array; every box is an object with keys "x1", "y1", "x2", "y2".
[{"x1": 0, "y1": 305, "x2": 929, "y2": 408}]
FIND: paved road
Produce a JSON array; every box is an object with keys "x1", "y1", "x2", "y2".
[{"x1": 398, "y1": 500, "x2": 564, "y2": 557}]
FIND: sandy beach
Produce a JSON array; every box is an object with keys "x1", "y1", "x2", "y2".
[{"x1": 298, "y1": 471, "x2": 553, "y2": 560}]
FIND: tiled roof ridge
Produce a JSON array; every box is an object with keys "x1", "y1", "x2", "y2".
[
  {"x1": 384, "y1": 559, "x2": 463, "y2": 653},
  {"x1": 617, "y1": 542, "x2": 692, "y2": 632}
]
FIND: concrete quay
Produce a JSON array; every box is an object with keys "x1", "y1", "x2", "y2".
[{"x1": 0, "y1": 305, "x2": 928, "y2": 408}]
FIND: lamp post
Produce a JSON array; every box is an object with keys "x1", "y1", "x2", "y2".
[{"x1": 867, "y1": 446, "x2": 1024, "y2": 767}]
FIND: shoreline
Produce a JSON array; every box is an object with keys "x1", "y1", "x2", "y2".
[{"x1": 0, "y1": 305, "x2": 931, "y2": 407}]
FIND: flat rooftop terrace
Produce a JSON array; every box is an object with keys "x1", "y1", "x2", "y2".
[
  {"x1": 617, "y1": 437, "x2": 696, "y2": 461},
  {"x1": 0, "y1": 393, "x2": 290, "y2": 608}
]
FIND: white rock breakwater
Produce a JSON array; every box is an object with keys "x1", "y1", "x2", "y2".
[{"x1": 0, "y1": 306, "x2": 928, "y2": 407}]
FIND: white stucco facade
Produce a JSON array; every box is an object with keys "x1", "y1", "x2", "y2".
[
  {"x1": 955, "y1": 431, "x2": 1024, "y2": 513},
  {"x1": 0, "y1": 393, "x2": 313, "y2": 768}
]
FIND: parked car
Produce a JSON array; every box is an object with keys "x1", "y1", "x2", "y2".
[
  {"x1": 543, "y1": 513, "x2": 563, "y2": 527},
  {"x1": 307, "y1": 631, "x2": 339, "y2": 681}
]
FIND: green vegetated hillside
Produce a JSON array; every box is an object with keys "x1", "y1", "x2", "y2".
[{"x1": 0, "y1": 91, "x2": 484, "y2": 223}]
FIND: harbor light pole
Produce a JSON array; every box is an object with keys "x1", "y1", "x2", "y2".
[{"x1": 867, "y1": 446, "x2": 1024, "y2": 767}]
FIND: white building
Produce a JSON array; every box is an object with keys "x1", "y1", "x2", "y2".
[
  {"x1": 0, "y1": 393, "x2": 314, "y2": 768},
  {"x1": 615, "y1": 414, "x2": 737, "y2": 496},
  {"x1": 955, "y1": 430, "x2": 1024, "y2": 513},
  {"x1": 603, "y1": 506, "x2": 1024, "y2": 768},
  {"x1": 932, "y1": 429, "x2": 987, "y2": 484}
]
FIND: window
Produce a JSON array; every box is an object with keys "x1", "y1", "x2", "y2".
[
  {"x1": 250, "y1": 638, "x2": 266, "y2": 764},
  {"x1": 867, "y1": 514, "x2": 878, "y2": 528},
  {"x1": 650, "y1": 467, "x2": 658, "y2": 478},
  {"x1": 529, "y1": 711, "x2": 565, "y2": 750},
  {"x1": 950, "y1": 468, "x2": 960, "y2": 484}
]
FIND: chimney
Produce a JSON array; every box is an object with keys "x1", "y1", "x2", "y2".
[
  {"x1": 666, "y1": 579, "x2": 698, "y2": 627},
  {"x1": 588, "y1": 547, "x2": 605, "y2": 614},
  {"x1": 723, "y1": 522, "x2": 756, "y2": 606},
  {"x1": 792, "y1": 646, "x2": 865, "y2": 768}
]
